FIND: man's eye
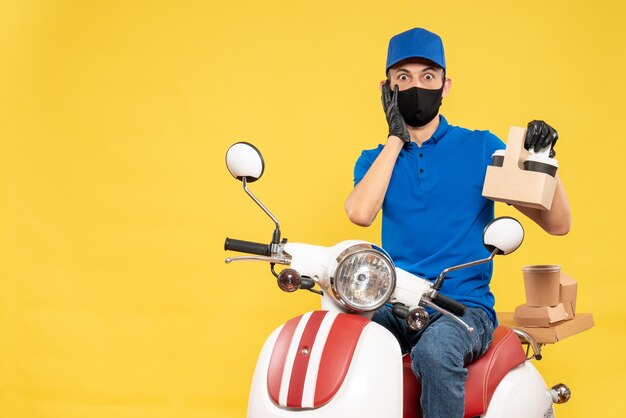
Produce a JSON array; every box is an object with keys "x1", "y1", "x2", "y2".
[
  {"x1": 424, "y1": 74, "x2": 434, "y2": 80},
  {"x1": 399, "y1": 75, "x2": 409, "y2": 81}
]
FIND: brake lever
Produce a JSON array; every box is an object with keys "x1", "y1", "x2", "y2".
[{"x1": 224, "y1": 255, "x2": 291, "y2": 264}]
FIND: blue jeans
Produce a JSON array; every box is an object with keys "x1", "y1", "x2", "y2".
[{"x1": 372, "y1": 305, "x2": 495, "y2": 418}]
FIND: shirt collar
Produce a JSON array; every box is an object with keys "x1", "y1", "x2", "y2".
[
  {"x1": 432, "y1": 115, "x2": 449, "y2": 143},
  {"x1": 420, "y1": 114, "x2": 449, "y2": 147}
]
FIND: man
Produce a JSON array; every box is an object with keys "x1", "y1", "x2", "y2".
[{"x1": 344, "y1": 27, "x2": 571, "y2": 418}]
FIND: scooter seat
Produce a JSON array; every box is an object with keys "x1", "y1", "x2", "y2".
[{"x1": 402, "y1": 326, "x2": 527, "y2": 418}]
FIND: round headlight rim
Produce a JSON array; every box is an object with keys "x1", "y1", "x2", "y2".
[{"x1": 330, "y1": 244, "x2": 396, "y2": 313}]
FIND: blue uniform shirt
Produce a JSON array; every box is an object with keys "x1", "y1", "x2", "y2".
[{"x1": 353, "y1": 115, "x2": 505, "y2": 323}]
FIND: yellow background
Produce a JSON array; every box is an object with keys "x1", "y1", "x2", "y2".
[{"x1": 2, "y1": 0, "x2": 625, "y2": 417}]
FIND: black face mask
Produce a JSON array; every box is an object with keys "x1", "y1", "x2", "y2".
[{"x1": 396, "y1": 84, "x2": 444, "y2": 127}]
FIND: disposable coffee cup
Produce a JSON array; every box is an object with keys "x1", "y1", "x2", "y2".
[
  {"x1": 523, "y1": 155, "x2": 559, "y2": 177},
  {"x1": 522, "y1": 265, "x2": 561, "y2": 307},
  {"x1": 491, "y1": 149, "x2": 505, "y2": 167},
  {"x1": 523, "y1": 148, "x2": 559, "y2": 177}
]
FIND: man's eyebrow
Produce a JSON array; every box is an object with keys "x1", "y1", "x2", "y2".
[{"x1": 395, "y1": 66, "x2": 440, "y2": 74}]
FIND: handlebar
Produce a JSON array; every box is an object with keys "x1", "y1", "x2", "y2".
[
  {"x1": 431, "y1": 293, "x2": 466, "y2": 316},
  {"x1": 224, "y1": 237, "x2": 271, "y2": 256}
]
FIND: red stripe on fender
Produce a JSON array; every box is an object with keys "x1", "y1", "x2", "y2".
[
  {"x1": 314, "y1": 314, "x2": 370, "y2": 407},
  {"x1": 286, "y1": 311, "x2": 328, "y2": 407},
  {"x1": 267, "y1": 314, "x2": 303, "y2": 405}
]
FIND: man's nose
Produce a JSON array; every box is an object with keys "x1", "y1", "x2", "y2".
[{"x1": 396, "y1": 80, "x2": 421, "y2": 91}]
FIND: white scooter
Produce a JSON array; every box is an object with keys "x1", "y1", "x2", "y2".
[{"x1": 223, "y1": 142, "x2": 571, "y2": 418}]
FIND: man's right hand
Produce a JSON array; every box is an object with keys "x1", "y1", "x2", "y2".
[{"x1": 381, "y1": 82, "x2": 411, "y2": 143}]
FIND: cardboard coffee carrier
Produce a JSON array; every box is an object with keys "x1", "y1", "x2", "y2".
[{"x1": 482, "y1": 126, "x2": 557, "y2": 210}]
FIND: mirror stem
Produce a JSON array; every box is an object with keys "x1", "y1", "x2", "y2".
[
  {"x1": 432, "y1": 248, "x2": 499, "y2": 291},
  {"x1": 243, "y1": 177, "x2": 281, "y2": 244}
]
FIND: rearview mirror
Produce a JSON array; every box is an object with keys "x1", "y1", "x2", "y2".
[
  {"x1": 433, "y1": 216, "x2": 524, "y2": 292},
  {"x1": 483, "y1": 217, "x2": 524, "y2": 255},
  {"x1": 225, "y1": 142, "x2": 265, "y2": 182}
]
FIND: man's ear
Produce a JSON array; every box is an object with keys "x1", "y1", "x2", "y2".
[{"x1": 442, "y1": 77, "x2": 452, "y2": 98}]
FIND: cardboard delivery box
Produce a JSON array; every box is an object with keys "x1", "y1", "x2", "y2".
[
  {"x1": 513, "y1": 303, "x2": 570, "y2": 327},
  {"x1": 560, "y1": 272, "x2": 578, "y2": 317},
  {"x1": 499, "y1": 312, "x2": 594, "y2": 344}
]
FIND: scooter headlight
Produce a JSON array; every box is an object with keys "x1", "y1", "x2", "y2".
[{"x1": 331, "y1": 244, "x2": 396, "y2": 312}]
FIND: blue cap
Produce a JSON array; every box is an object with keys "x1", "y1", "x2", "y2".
[{"x1": 386, "y1": 28, "x2": 446, "y2": 74}]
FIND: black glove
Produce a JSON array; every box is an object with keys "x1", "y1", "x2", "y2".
[
  {"x1": 525, "y1": 120, "x2": 558, "y2": 158},
  {"x1": 381, "y1": 82, "x2": 411, "y2": 143}
]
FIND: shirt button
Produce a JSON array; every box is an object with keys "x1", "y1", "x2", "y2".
[
  {"x1": 420, "y1": 153, "x2": 423, "y2": 157},
  {"x1": 420, "y1": 168, "x2": 424, "y2": 173}
]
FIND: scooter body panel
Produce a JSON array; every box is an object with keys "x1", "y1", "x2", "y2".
[
  {"x1": 248, "y1": 316, "x2": 403, "y2": 418},
  {"x1": 483, "y1": 361, "x2": 555, "y2": 418}
]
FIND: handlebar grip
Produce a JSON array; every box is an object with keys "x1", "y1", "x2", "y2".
[
  {"x1": 224, "y1": 238, "x2": 271, "y2": 256},
  {"x1": 432, "y1": 293, "x2": 466, "y2": 316}
]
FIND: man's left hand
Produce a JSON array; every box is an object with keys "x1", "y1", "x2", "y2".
[{"x1": 525, "y1": 120, "x2": 558, "y2": 158}]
